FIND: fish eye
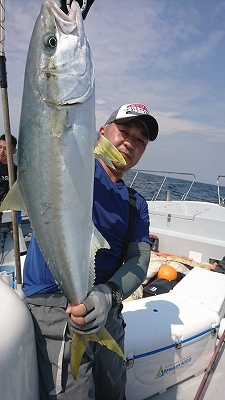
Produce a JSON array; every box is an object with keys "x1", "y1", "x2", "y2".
[{"x1": 43, "y1": 34, "x2": 57, "y2": 49}]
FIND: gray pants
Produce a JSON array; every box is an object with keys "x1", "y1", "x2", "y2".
[{"x1": 25, "y1": 293, "x2": 127, "y2": 400}]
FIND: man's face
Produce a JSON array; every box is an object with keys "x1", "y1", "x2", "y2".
[
  {"x1": 100, "y1": 119, "x2": 148, "y2": 171},
  {"x1": 0, "y1": 140, "x2": 16, "y2": 165}
]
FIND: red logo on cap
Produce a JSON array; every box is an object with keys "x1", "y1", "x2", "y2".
[{"x1": 125, "y1": 104, "x2": 149, "y2": 116}]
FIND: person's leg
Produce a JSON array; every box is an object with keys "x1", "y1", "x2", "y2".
[
  {"x1": 26, "y1": 294, "x2": 95, "y2": 400},
  {"x1": 93, "y1": 305, "x2": 127, "y2": 400}
]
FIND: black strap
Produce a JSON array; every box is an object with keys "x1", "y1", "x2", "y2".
[{"x1": 115, "y1": 188, "x2": 137, "y2": 269}]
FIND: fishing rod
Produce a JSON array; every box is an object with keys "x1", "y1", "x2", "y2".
[{"x1": 0, "y1": 0, "x2": 22, "y2": 285}]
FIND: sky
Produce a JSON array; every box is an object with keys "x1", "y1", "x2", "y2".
[{"x1": 1, "y1": 0, "x2": 225, "y2": 184}]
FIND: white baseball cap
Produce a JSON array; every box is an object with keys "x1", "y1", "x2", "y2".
[{"x1": 105, "y1": 103, "x2": 158, "y2": 141}]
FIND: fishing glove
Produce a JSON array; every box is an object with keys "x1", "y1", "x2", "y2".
[{"x1": 72, "y1": 284, "x2": 112, "y2": 335}]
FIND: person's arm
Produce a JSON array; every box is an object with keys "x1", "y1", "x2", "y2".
[
  {"x1": 67, "y1": 241, "x2": 150, "y2": 333},
  {"x1": 108, "y1": 241, "x2": 151, "y2": 299}
]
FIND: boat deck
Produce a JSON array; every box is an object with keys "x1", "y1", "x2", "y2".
[
  {"x1": 148, "y1": 200, "x2": 225, "y2": 224},
  {"x1": 147, "y1": 200, "x2": 225, "y2": 263}
]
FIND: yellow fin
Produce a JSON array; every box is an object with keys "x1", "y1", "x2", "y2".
[
  {"x1": 95, "y1": 153, "x2": 116, "y2": 169},
  {"x1": 94, "y1": 135, "x2": 126, "y2": 167},
  {"x1": 70, "y1": 326, "x2": 126, "y2": 379},
  {"x1": 71, "y1": 332, "x2": 87, "y2": 379},
  {"x1": 0, "y1": 181, "x2": 27, "y2": 213}
]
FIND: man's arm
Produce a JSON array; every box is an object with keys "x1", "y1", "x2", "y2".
[
  {"x1": 108, "y1": 241, "x2": 151, "y2": 299},
  {"x1": 66, "y1": 242, "x2": 150, "y2": 334}
]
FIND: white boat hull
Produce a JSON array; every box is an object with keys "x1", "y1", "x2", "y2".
[
  {"x1": 148, "y1": 200, "x2": 225, "y2": 263},
  {"x1": 0, "y1": 279, "x2": 39, "y2": 400},
  {"x1": 123, "y1": 267, "x2": 225, "y2": 400}
]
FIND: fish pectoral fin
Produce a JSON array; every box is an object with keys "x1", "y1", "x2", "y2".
[
  {"x1": 0, "y1": 181, "x2": 27, "y2": 213},
  {"x1": 70, "y1": 327, "x2": 126, "y2": 380},
  {"x1": 94, "y1": 135, "x2": 126, "y2": 167},
  {"x1": 92, "y1": 226, "x2": 110, "y2": 253},
  {"x1": 88, "y1": 226, "x2": 110, "y2": 291},
  {"x1": 95, "y1": 153, "x2": 116, "y2": 169}
]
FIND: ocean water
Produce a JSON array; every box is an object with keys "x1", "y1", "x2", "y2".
[{"x1": 123, "y1": 170, "x2": 225, "y2": 204}]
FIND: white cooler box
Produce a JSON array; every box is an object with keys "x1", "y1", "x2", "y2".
[{"x1": 123, "y1": 268, "x2": 225, "y2": 400}]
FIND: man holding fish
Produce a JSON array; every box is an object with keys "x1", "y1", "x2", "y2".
[
  {"x1": 0, "y1": 1, "x2": 158, "y2": 399},
  {"x1": 23, "y1": 103, "x2": 158, "y2": 400}
]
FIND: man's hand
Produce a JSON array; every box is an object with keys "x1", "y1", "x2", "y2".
[{"x1": 66, "y1": 284, "x2": 112, "y2": 335}]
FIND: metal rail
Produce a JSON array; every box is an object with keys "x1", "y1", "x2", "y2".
[
  {"x1": 217, "y1": 175, "x2": 225, "y2": 206},
  {"x1": 129, "y1": 170, "x2": 196, "y2": 201}
]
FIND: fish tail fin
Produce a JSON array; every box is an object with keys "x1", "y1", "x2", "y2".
[
  {"x1": 94, "y1": 134, "x2": 126, "y2": 168},
  {"x1": 0, "y1": 181, "x2": 27, "y2": 213},
  {"x1": 70, "y1": 327, "x2": 126, "y2": 379}
]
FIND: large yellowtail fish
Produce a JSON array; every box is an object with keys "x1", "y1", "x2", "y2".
[{"x1": 1, "y1": 0, "x2": 126, "y2": 378}]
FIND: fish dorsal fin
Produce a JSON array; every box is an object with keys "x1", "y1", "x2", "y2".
[
  {"x1": 88, "y1": 226, "x2": 110, "y2": 292},
  {"x1": 94, "y1": 135, "x2": 126, "y2": 169},
  {"x1": 0, "y1": 181, "x2": 27, "y2": 213}
]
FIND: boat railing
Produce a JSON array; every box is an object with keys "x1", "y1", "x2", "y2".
[
  {"x1": 217, "y1": 175, "x2": 225, "y2": 206},
  {"x1": 129, "y1": 170, "x2": 196, "y2": 201}
]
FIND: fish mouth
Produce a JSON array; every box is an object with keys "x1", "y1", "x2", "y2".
[
  {"x1": 46, "y1": 0, "x2": 84, "y2": 44},
  {"x1": 39, "y1": 0, "x2": 94, "y2": 106},
  {"x1": 46, "y1": 0, "x2": 78, "y2": 35}
]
